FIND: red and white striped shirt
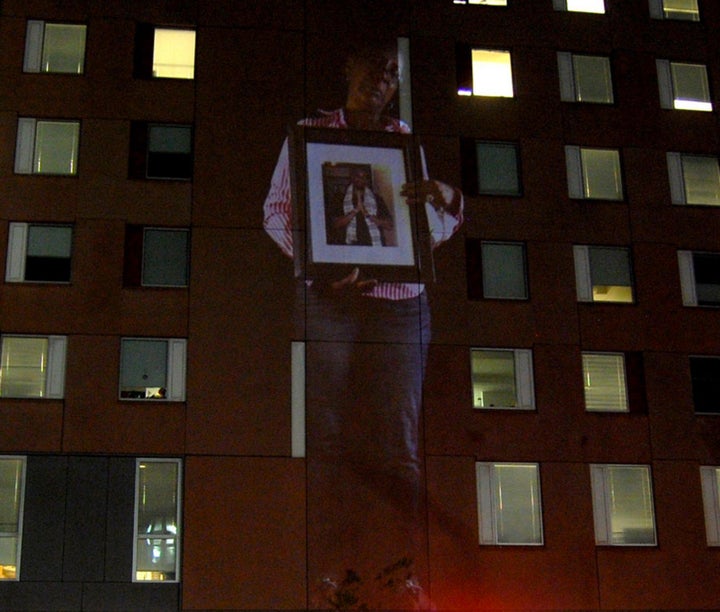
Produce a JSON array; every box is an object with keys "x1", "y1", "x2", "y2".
[{"x1": 263, "y1": 108, "x2": 463, "y2": 300}]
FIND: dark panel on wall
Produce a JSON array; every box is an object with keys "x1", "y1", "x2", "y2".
[
  {"x1": 21, "y1": 456, "x2": 68, "y2": 582},
  {"x1": 0, "y1": 582, "x2": 83, "y2": 612},
  {"x1": 63, "y1": 456, "x2": 109, "y2": 582},
  {"x1": 105, "y1": 457, "x2": 137, "y2": 582},
  {"x1": 82, "y1": 583, "x2": 179, "y2": 612}
]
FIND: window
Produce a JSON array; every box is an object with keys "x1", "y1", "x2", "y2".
[
  {"x1": 461, "y1": 140, "x2": 521, "y2": 196},
  {"x1": 649, "y1": 0, "x2": 700, "y2": 21},
  {"x1": 565, "y1": 146, "x2": 623, "y2": 200},
  {"x1": 454, "y1": 0, "x2": 507, "y2": 4},
  {"x1": 678, "y1": 251, "x2": 720, "y2": 307},
  {"x1": 129, "y1": 123, "x2": 193, "y2": 180},
  {"x1": 557, "y1": 53, "x2": 614, "y2": 104},
  {"x1": 590, "y1": 464, "x2": 657, "y2": 545},
  {"x1": 133, "y1": 459, "x2": 181, "y2": 582},
  {"x1": 466, "y1": 240, "x2": 528, "y2": 300},
  {"x1": 457, "y1": 47, "x2": 514, "y2": 97},
  {"x1": 23, "y1": 21, "x2": 86, "y2": 74},
  {"x1": 657, "y1": 60, "x2": 712, "y2": 111},
  {"x1": 574, "y1": 246, "x2": 634, "y2": 303},
  {"x1": 0, "y1": 335, "x2": 67, "y2": 399},
  {"x1": 582, "y1": 352, "x2": 628, "y2": 412},
  {"x1": 119, "y1": 338, "x2": 186, "y2": 401},
  {"x1": 553, "y1": 0, "x2": 606, "y2": 13},
  {"x1": 700, "y1": 467, "x2": 720, "y2": 545},
  {"x1": 123, "y1": 226, "x2": 190, "y2": 287},
  {"x1": 0, "y1": 457, "x2": 25, "y2": 581},
  {"x1": 667, "y1": 153, "x2": 720, "y2": 206},
  {"x1": 135, "y1": 25, "x2": 195, "y2": 79},
  {"x1": 5, "y1": 223, "x2": 72, "y2": 283},
  {"x1": 14, "y1": 118, "x2": 80, "y2": 175},
  {"x1": 476, "y1": 462, "x2": 543, "y2": 545},
  {"x1": 690, "y1": 357, "x2": 720, "y2": 414},
  {"x1": 470, "y1": 348, "x2": 535, "y2": 410}
]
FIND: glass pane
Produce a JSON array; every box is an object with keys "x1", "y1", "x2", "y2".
[
  {"x1": 27, "y1": 226, "x2": 72, "y2": 258},
  {"x1": 690, "y1": 357, "x2": 720, "y2": 413},
  {"x1": 589, "y1": 247, "x2": 633, "y2": 302},
  {"x1": 135, "y1": 538, "x2": 177, "y2": 581},
  {"x1": 148, "y1": 126, "x2": 192, "y2": 154},
  {"x1": 583, "y1": 353, "x2": 628, "y2": 412},
  {"x1": 607, "y1": 466, "x2": 656, "y2": 545},
  {"x1": 0, "y1": 337, "x2": 48, "y2": 398},
  {"x1": 663, "y1": 0, "x2": 699, "y2": 21},
  {"x1": 693, "y1": 253, "x2": 720, "y2": 306},
  {"x1": 153, "y1": 29, "x2": 195, "y2": 79},
  {"x1": 494, "y1": 464, "x2": 542, "y2": 544},
  {"x1": 0, "y1": 460, "x2": 23, "y2": 532},
  {"x1": 581, "y1": 148, "x2": 622, "y2": 200},
  {"x1": 470, "y1": 49, "x2": 514, "y2": 97},
  {"x1": 671, "y1": 63, "x2": 712, "y2": 111},
  {"x1": 120, "y1": 340, "x2": 167, "y2": 399},
  {"x1": 42, "y1": 24, "x2": 86, "y2": 73},
  {"x1": 0, "y1": 537, "x2": 18, "y2": 580},
  {"x1": 567, "y1": 0, "x2": 605, "y2": 13},
  {"x1": 682, "y1": 156, "x2": 720, "y2": 205},
  {"x1": 476, "y1": 142, "x2": 520, "y2": 195},
  {"x1": 142, "y1": 229, "x2": 189, "y2": 287},
  {"x1": 34, "y1": 121, "x2": 79, "y2": 175},
  {"x1": 471, "y1": 350, "x2": 516, "y2": 408},
  {"x1": 482, "y1": 243, "x2": 527, "y2": 299},
  {"x1": 573, "y1": 55, "x2": 613, "y2": 103}
]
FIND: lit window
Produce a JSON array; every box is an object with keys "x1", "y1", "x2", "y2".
[
  {"x1": 649, "y1": 0, "x2": 700, "y2": 21},
  {"x1": 457, "y1": 48, "x2": 514, "y2": 97},
  {"x1": 129, "y1": 123, "x2": 193, "y2": 180},
  {"x1": 553, "y1": 0, "x2": 606, "y2": 13},
  {"x1": 133, "y1": 459, "x2": 181, "y2": 582},
  {"x1": 678, "y1": 251, "x2": 720, "y2": 307},
  {"x1": 466, "y1": 240, "x2": 528, "y2": 300},
  {"x1": 135, "y1": 25, "x2": 195, "y2": 79},
  {"x1": 582, "y1": 352, "x2": 628, "y2": 412},
  {"x1": 0, "y1": 457, "x2": 25, "y2": 581},
  {"x1": 453, "y1": 0, "x2": 507, "y2": 5},
  {"x1": 5, "y1": 223, "x2": 72, "y2": 283},
  {"x1": 690, "y1": 357, "x2": 720, "y2": 414},
  {"x1": 0, "y1": 336, "x2": 67, "y2": 399},
  {"x1": 574, "y1": 245, "x2": 634, "y2": 303},
  {"x1": 124, "y1": 227, "x2": 190, "y2": 287},
  {"x1": 119, "y1": 338, "x2": 186, "y2": 401},
  {"x1": 590, "y1": 464, "x2": 657, "y2": 546},
  {"x1": 14, "y1": 118, "x2": 80, "y2": 175},
  {"x1": 23, "y1": 21, "x2": 86, "y2": 74},
  {"x1": 557, "y1": 52, "x2": 613, "y2": 104},
  {"x1": 700, "y1": 466, "x2": 720, "y2": 545},
  {"x1": 657, "y1": 60, "x2": 712, "y2": 111},
  {"x1": 471, "y1": 348, "x2": 534, "y2": 410},
  {"x1": 667, "y1": 153, "x2": 720, "y2": 206},
  {"x1": 476, "y1": 462, "x2": 543, "y2": 545},
  {"x1": 461, "y1": 140, "x2": 521, "y2": 196},
  {"x1": 565, "y1": 146, "x2": 623, "y2": 200}
]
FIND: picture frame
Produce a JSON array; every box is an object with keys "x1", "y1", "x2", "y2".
[{"x1": 289, "y1": 126, "x2": 434, "y2": 284}]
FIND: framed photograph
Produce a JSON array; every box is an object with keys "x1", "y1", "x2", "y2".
[{"x1": 289, "y1": 126, "x2": 434, "y2": 283}]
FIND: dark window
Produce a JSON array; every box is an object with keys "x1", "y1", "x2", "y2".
[
  {"x1": 461, "y1": 139, "x2": 522, "y2": 196},
  {"x1": 466, "y1": 238, "x2": 528, "y2": 300},
  {"x1": 693, "y1": 253, "x2": 720, "y2": 306},
  {"x1": 690, "y1": 357, "x2": 720, "y2": 413},
  {"x1": 129, "y1": 123, "x2": 193, "y2": 180},
  {"x1": 124, "y1": 226, "x2": 189, "y2": 287}
]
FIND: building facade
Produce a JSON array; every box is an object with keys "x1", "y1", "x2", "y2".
[{"x1": 0, "y1": 0, "x2": 719, "y2": 610}]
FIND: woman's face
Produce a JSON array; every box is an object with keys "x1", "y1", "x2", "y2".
[{"x1": 345, "y1": 50, "x2": 399, "y2": 115}]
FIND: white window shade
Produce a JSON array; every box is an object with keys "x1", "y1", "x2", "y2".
[
  {"x1": 152, "y1": 28, "x2": 195, "y2": 79},
  {"x1": 5, "y1": 223, "x2": 29, "y2": 282},
  {"x1": 0, "y1": 457, "x2": 26, "y2": 581},
  {"x1": 583, "y1": 352, "x2": 628, "y2": 412},
  {"x1": 700, "y1": 467, "x2": 720, "y2": 545},
  {"x1": 291, "y1": 341, "x2": 306, "y2": 458},
  {"x1": 677, "y1": 250, "x2": 697, "y2": 306}
]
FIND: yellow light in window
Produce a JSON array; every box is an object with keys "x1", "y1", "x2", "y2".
[
  {"x1": 567, "y1": 0, "x2": 605, "y2": 13},
  {"x1": 673, "y1": 98, "x2": 713, "y2": 112},
  {"x1": 592, "y1": 285, "x2": 633, "y2": 303},
  {"x1": 470, "y1": 49, "x2": 514, "y2": 97},
  {"x1": 153, "y1": 29, "x2": 195, "y2": 79}
]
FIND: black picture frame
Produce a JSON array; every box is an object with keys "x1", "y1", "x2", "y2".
[{"x1": 289, "y1": 126, "x2": 434, "y2": 284}]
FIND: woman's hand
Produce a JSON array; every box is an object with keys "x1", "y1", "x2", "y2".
[
  {"x1": 401, "y1": 179, "x2": 462, "y2": 216},
  {"x1": 330, "y1": 267, "x2": 378, "y2": 293}
]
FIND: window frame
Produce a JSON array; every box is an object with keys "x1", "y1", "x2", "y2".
[
  {"x1": 0, "y1": 335, "x2": 67, "y2": 399},
  {"x1": 0, "y1": 456, "x2": 26, "y2": 581},
  {"x1": 453, "y1": 0, "x2": 508, "y2": 5},
  {"x1": 678, "y1": 250, "x2": 720, "y2": 307},
  {"x1": 457, "y1": 45, "x2": 514, "y2": 98},
  {"x1": 5, "y1": 222, "x2": 73, "y2": 284},
  {"x1": 123, "y1": 226, "x2": 190, "y2": 288},
  {"x1": 590, "y1": 464, "x2": 658, "y2": 546},
  {"x1": 552, "y1": 0, "x2": 606, "y2": 13},
  {"x1": 649, "y1": 0, "x2": 700, "y2": 21},
  {"x1": 480, "y1": 240, "x2": 529, "y2": 300},
  {"x1": 23, "y1": 20, "x2": 87, "y2": 74},
  {"x1": 565, "y1": 145, "x2": 624, "y2": 201},
  {"x1": 14, "y1": 118, "x2": 81, "y2": 176},
  {"x1": 129, "y1": 122, "x2": 193, "y2": 181},
  {"x1": 119, "y1": 337, "x2": 187, "y2": 402},
  {"x1": 573, "y1": 245, "x2": 634, "y2": 303},
  {"x1": 134, "y1": 24, "x2": 196, "y2": 80},
  {"x1": 700, "y1": 466, "x2": 720, "y2": 545},
  {"x1": 582, "y1": 352, "x2": 629, "y2": 413},
  {"x1": 476, "y1": 462, "x2": 544, "y2": 546},
  {"x1": 656, "y1": 59, "x2": 713, "y2": 112},
  {"x1": 557, "y1": 52, "x2": 614, "y2": 104},
  {"x1": 132, "y1": 458, "x2": 182, "y2": 583},
  {"x1": 470, "y1": 347, "x2": 535, "y2": 410},
  {"x1": 667, "y1": 152, "x2": 720, "y2": 206},
  {"x1": 461, "y1": 139, "x2": 522, "y2": 197}
]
